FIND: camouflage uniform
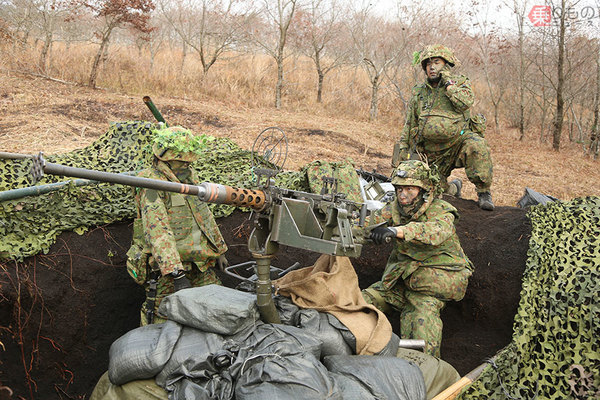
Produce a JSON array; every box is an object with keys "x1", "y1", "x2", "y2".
[
  {"x1": 363, "y1": 161, "x2": 473, "y2": 357},
  {"x1": 126, "y1": 127, "x2": 228, "y2": 325},
  {"x1": 394, "y1": 44, "x2": 493, "y2": 195},
  {"x1": 303, "y1": 159, "x2": 363, "y2": 203}
]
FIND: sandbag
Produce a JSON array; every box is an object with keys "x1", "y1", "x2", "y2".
[
  {"x1": 155, "y1": 327, "x2": 227, "y2": 390},
  {"x1": 323, "y1": 355, "x2": 426, "y2": 400},
  {"x1": 235, "y1": 352, "x2": 341, "y2": 400},
  {"x1": 327, "y1": 372, "x2": 374, "y2": 400},
  {"x1": 108, "y1": 321, "x2": 182, "y2": 385},
  {"x1": 231, "y1": 323, "x2": 338, "y2": 399},
  {"x1": 158, "y1": 285, "x2": 260, "y2": 335},
  {"x1": 296, "y1": 309, "x2": 352, "y2": 357},
  {"x1": 273, "y1": 295, "x2": 301, "y2": 325},
  {"x1": 376, "y1": 332, "x2": 400, "y2": 357}
]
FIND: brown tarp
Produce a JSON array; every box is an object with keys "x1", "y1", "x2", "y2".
[{"x1": 273, "y1": 254, "x2": 392, "y2": 355}]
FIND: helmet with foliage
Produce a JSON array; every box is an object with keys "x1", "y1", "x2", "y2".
[
  {"x1": 391, "y1": 160, "x2": 440, "y2": 192},
  {"x1": 414, "y1": 44, "x2": 459, "y2": 70},
  {"x1": 152, "y1": 126, "x2": 212, "y2": 162}
]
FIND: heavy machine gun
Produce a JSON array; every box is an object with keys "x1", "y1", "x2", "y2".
[{"x1": 28, "y1": 127, "x2": 378, "y2": 324}]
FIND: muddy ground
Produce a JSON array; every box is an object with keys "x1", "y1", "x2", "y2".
[{"x1": 0, "y1": 196, "x2": 531, "y2": 399}]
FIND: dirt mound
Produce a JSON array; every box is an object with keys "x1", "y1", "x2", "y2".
[{"x1": 0, "y1": 197, "x2": 530, "y2": 398}]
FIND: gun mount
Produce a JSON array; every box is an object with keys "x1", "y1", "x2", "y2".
[{"x1": 29, "y1": 132, "x2": 373, "y2": 324}]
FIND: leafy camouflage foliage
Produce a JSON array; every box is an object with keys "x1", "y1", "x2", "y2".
[{"x1": 458, "y1": 197, "x2": 600, "y2": 399}]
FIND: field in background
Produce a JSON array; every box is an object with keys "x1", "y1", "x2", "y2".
[{"x1": 0, "y1": 42, "x2": 599, "y2": 207}]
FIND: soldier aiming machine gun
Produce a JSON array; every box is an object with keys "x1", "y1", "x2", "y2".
[{"x1": 28, "y1": 127, "x2": 382, "y2": 325}]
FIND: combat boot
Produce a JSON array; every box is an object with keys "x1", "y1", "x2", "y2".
[
  {"x1": 448, "y1": 179, "x2": 462, "y2": 198},
  {"x1": 478, "y1": 192, "x2": 495, "y2": 211}
]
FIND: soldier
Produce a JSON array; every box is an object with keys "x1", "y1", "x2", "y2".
[
  {"x1": 363, "y1": 160, "x2": 473, "y2": 357},
  {"x1": 126, "y1": 126, "x2": 228, "y2": 325},
  {"x1": 392, "y1": 44, "x2": 495, "y2": 211}
]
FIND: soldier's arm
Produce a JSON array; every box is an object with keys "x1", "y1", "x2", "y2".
[
  {"x1": 397, "y1": 211, "x2": 455, "y2": 246},
  {"x1": 369, "y1": 203, "x2": 394, "y2": 225},
  {"x1": 445, "y1": 76, "x2": 474, "y2": 112},
  {"x1": 140, "y1": 188, "x2": 183, "y2": 276},
  {"x1": 398, "y1": 95, "x2": 418, "y2": 149}
]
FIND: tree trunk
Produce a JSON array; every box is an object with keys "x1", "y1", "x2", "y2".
[
  {"x1": 38, "y1": 33, "x2": 52, "y2": 73},
  {"x1": 518, "y1": 22, "x2": 525, "y2": 141},
  {"x1": 88, "y1": 33, "x2": 111, "y2": 88},
  {"x1": 590, "y1": 51, "x2": 600, "y2": 158},
  {"x1": 369, "y1": 74, "x2": 380, "y2": 121},
  {"x1": 275, "y1": 55, "x2": 284, "y2": 109},
  {"x1": 317, "y1": 70, "x2": 324, "y2": 103},
  {"x1": 179, "y1": 41, "x2": 187, "y2": 76},
  {"x1": 494, "y1": 103, "x2": 500, "y2": 133},
  {"x1": 552, "y1": 0, "x2": 566, "y2": 151}
]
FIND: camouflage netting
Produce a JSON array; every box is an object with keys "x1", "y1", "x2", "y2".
[
  {"x1": 459, "y1": 197, "x2": 600, "y2": 399},
  {"x1": 0, "y1": 121, "x2": 307, "y2": 261}
]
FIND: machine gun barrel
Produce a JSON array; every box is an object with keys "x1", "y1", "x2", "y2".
[{"x1": 30, "y1": 153, "x2": 269, "y2": 211}]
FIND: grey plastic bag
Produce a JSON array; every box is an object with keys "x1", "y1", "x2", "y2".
[
  {"x1": 158, "y1": 285, "x2": 260, "y2": 335},
  {"x1": 108, "y1": 320, "x2": 182, "y2": 385},
  {"x1": 323, "y1": 355, "x2": 426, "y2": 400},
  {"x1": 155, "y1": 327, "x2": 226, "y2": 388},
  {"x1": 296, "y1": 309, "x2": 353, "y2": 357}
]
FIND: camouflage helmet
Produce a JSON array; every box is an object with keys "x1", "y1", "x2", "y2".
[
  {"x1": 391, "y1": 160, "x2": 440, "y2": 193},
  {"x1": 416, "y1": 44, "x2": 459, "y2": 70},
  {"x1": 152, "y1": 126, "x2": 209, "y2": 162}
]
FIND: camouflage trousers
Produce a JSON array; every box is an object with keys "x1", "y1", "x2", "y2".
[
  {"x1": 363, "y1": 266, "x2": 472, "y2": 357},
  {"x1": 430, "y1": 132, "x2": 493, "y2": 193},
  {"x1": 140, "y1": 262, "x2": 221, "y2": 326}
]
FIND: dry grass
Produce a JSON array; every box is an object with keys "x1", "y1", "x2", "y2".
[{"x1": 0, "y1": 42, "x2": 599, "y2": 208}]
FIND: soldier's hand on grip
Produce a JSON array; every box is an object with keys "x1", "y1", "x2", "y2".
[
  {"x1": 217, "y1": 255, "x2": 229, "y2": 271},
  {"x1": 370, "y1": 226, "x2": 397, "y2": 245},
  {"x1": 173, "y1": 270, "x2": 192, "y2": 291}
]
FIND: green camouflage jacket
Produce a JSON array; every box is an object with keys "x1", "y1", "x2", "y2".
[
  {"x1": 129, "y1": 160, "x2": 227, "y2": 278},
  {"x1": 373, "y1": 198, "x2": 472, "y2": 289},
  {"x1": 399, "y1": 76, "x2": 474, "y2": 154}
]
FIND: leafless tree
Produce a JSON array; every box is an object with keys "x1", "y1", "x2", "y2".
[
  {"x1": 0, "y1": 0, "x2": 37, "y2": 48},
  {"x1": 34, "y1": 0, "x2": 74, "y2": 72},
  {"x1": 291, "y1": 0, "x2": 348, "y2": 102},
  {"x1": 468, "y1": 0, "x2": 509, "y2": 133},
  {"x1": 348, "y1": 4, "x2": 406, "y2": 121},
  {"x1": 249, "y1": 0, "x2": 298, "y2": 109},
  {"x1": 78, "y1": 0, "x2": 155, "y2": 88},
  {"x1": 158, "y1": 0, "x2": 253, "y2": 75}
]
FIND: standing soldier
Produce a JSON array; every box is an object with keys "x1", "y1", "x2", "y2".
[
  {"x1": 126, "y1": 126, "x2": 228, "y2": 325},
  {"x1": 392, "y1": 44, "x2": 495, "y2": 211},
  {"x1": 363, "y1": 160, "x2": 473, "y2": 357}
]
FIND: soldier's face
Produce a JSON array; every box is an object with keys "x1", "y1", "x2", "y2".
[
  {"x1": 425, "y1": 57, "x2": 446, "y2": 81},
  {"x1": 167, "y1": 160, "x2": 189, "y2": 171},
  {"x1": 395, "y1": 185, "x2": 421, "y2": 205}
]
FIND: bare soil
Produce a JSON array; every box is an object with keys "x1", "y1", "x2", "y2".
[{"x1": 0, "y1": 197, "x2": 530, "y2": 399}]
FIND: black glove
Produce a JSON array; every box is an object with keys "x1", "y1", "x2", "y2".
[
  {"x1": 370, "y1": 226, "x2": 397, "y2": 245},
  {"x1": 172, "y1": 270, "x2": 192, "y2": 291},
  {"x1": 216, "y1": 255, "x2": 229, "y2": 271}
]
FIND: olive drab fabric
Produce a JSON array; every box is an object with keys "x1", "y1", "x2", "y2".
[
  {"x1": 365, "y1": 197, "x2": 473, "y2": 357},
  {"x1": 396, "y1": 45, "x2": 493, "y2": 194}
]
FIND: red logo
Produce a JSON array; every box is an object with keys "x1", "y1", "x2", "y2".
[{"x1": 528, "y1": 5, "x2": 552, "y2": 26}]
